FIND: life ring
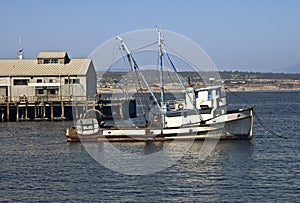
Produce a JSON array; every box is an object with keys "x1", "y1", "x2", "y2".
[{"x1": 178, "y1": 103, "x2": 184, "y2": 110}]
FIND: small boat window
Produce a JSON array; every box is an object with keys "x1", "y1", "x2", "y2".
[{"x1": 208, "y1": 91, "x2": 212, "y2": 100}]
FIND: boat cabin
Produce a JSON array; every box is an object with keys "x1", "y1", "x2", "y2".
[{"x1": 164, "y1": 86, "x2": 226, "y2": 128}]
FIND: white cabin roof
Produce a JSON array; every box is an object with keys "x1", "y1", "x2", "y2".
[{"x1": 196, "y1": 86, "x2": 222, "y2": 91}]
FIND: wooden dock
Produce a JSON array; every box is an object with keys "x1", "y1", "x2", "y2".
[
  {"x1": 0, "y1": 95, "x2": 136, "y2": 122},
  {"x1": 0, "y1": 96, "x2": 97, "y2": 122}
]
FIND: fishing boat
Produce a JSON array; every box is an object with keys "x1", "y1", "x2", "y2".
[{"x1": 65, "y1": 30, "x2": 254, "y2": 142}]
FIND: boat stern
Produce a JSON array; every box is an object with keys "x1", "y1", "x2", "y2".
[{"x1": 223, "y1": 106, "x2": 254, "y2": 140}]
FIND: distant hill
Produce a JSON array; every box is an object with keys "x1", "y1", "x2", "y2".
[
  {"x1": 272, "y1": 63, "x2": 300, "y2": 74},
  {"x1": 97, "y1": 70, "x2": 300, "y2": 91},
  {"x1": 286, "y1": 63, "x2": 300, "y2": 73},
  {"x1": 97, "y1": 70, "x2": 300, "y2": 81}
]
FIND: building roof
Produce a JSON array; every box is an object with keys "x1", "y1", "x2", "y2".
[
  {"x1": 37, "y1": 51, "x2": 68, "y2": 59},
  {"x1": 0, "y1": 58, "x2": 93, "y2": 76}
]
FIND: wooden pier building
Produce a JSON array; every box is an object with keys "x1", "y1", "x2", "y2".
[{"x1": 0, "y1": 51, "x2": 97, "y2": 121}]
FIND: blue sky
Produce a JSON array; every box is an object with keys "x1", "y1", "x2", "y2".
[{"x1": 0, "y1": 0, "x2": 299, "y2": 72}]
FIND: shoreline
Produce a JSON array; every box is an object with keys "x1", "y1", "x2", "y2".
[{"x1": 97, "y1": 86, "x2": 300, "y2": 93}]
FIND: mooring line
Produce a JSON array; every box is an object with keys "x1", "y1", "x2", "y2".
[{"x1": 225, "y1": 87, "x2": 288, "y2": 139}]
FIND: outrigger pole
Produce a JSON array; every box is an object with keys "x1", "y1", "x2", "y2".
[{"x1": 116, "y1": 36, "x2": 161, "y2": 116}]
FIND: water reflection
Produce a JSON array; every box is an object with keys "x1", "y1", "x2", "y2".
[
  {"x1": 178, "y1": 140, "x2": 254, "y2": 174},
  {"x1": 143, "y1": 141, "x2": 164, "y2": 154},
  {"x1": 81, "y1": 139, "x2": 195, "y2": 175}
]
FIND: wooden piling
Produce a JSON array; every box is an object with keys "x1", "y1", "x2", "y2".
[
  {"x1": 25, "y1": 104, "x2": 28, "y2": 120},
  {"x1": 6, "y1": 103, "x2": 9, "y2": 121},
  {"x1": 75, "y1": 102, "x2": 78, "y2": 119},
  {"x1": 43, "y1": 103, "x2": 46, "y2": 119},
  {"x1": 34, "y1": 103, "x2": 37, "y2": 119},
  {"x1": 16, "y1": 105, "x2": 19, "y2": 121},
  {"x1": 51, "y1": 103, "x2": 53, "y2": 120},
  {"x1": 61, "y1": 102, "x2": 64, "y2": 118},
  {"x1": 0, "y1": 96, "x2": 131, "y2": 122}
]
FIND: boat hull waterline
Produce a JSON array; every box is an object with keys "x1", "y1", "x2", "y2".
[{"x1": 65, "y1": 107, "x2": 254, "y2": 142}]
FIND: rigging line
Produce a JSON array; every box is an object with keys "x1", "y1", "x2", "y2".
[
  {"x1": 118, "y1": 36, "x2": 159, "y2": 109},
  {"x1": 116, "y1": 36, "x2": 159, "y2": 124},
  {"x1": 154, "y1": 53, "x2": 164, "y2": 129},
  {"x1": 131, "y1": 56, "x2": 160, "y2": 110},
  {"x1": 121, "y1": 37, "x2": 154, "y2": 43},
  {"x1": 106, "y1": 48, "x2": 130, "y2": 99},
  {"x1": 128, "y1": 51, "x2": 156, "y2": 121},
  {"x1": 164, "y1": 53, "x2": 186, "y2": 89},
  {"x1": 107, "y1": 40, "x2": 123, "y2": 71},
  {"x1": 159, "y1": 46, "x2": 165, "y2": 108},
  {"x1": 117, "y1": 40, "x2": 147, "y2": 117},
  {"x1": 109, "y1": 41, "x2": 120, "y2": 70},
  {"x1": 163, "y1": 43, "x2": 206, "y2": 73},
  {"x1": 155, "y1": 52, "x2": 161, "y2": 88},
  {"x1": 224, "y1": 87, "x2": 247, "y2": 105},
  {"x1": 225, "y1": 87, "x2": 288, "y2": 139},
  {"x1": 127, "y1": 54, "x2": 147, "y2": 117},
  {"x1": 116, "y1": 40, "x2": 142, "y2": 90},
  {"x1": 163, "y1": 52, "x2": 204, "y2": 121},
  {"x1": 127, "y1": 48, "x2": 160, "y2": 109},
  {"x1": 254, "y1": 112, "x2": 287, "y2": 139},
  {"x1": 131, "y1": 41, "x2": 157, "y2": 53}
]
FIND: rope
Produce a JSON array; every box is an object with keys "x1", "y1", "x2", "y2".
[
  {"x1": 164, "y1": 52, "x2": 203, "y2": 122},
  {"x1": 131, "y1": 41, "x2": 157, "y2": 53},
  {"x1": 163, "y1": 43, "x2": 206, "y2": 73},
  {"x1": 254, "y1": 111, "x2": 287, "y2": 139},
  {"x1": 225, "y1": 87, "x2": 288, "y2": 139}
]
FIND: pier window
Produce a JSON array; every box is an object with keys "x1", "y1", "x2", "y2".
[
  {"x1": 64, "y1": 78, "x2": 80, "y2": 84},
  {"x1": 49, "y1": 88, "x2": 58, "y2": 95},
  {"x1": 42, "y1": 59, "x2": 58, "y2": 64},
  {"x1": 51, "y1": 58, "x2": 58, "y2": 64},
  {"x1": 36, "y1": 89, "x2": 44, "y2": 95},
  {"x1": 13, "y1": 79, "x2": 29, "y2": 86},
  {"x1": 43, "y1": 59, "x2": 50, "y2": 64}
]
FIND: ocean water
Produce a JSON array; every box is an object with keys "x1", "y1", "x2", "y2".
[{"x1": 0, "y1": 91, "x2": 299, "y2": 202}]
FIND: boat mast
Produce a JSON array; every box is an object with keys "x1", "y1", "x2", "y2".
[
  {"x1": 159, "y1": 32, "x2": 204, "y2": 122},
  {"x1": 158, "y1": 30, "x2": 167, "y2": 128}
]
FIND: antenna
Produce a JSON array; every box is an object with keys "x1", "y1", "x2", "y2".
[
  {"x1": 17, "y1": 36, "x2": 23, "y2": 60},
  {"x1": 19, "y1": 36, "x2": 22, "y2": 48}
]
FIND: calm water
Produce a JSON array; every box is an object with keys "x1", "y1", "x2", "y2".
[{"x1": 0, "y1": 91, "x2": 299, "y2": 202}]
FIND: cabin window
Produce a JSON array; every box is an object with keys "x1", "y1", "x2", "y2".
[
  {"x1": 208, "y1": 91, "x2": 212, "y2": 100},
  {"x1": 37, "y1": 79, "x2": 43, "y2": 83},
  {"x1": 13, "y1": 79, "x2": 29, "y2": 86},
  {"x1": 194, "y1": 90, "x2": 198, "y2": 98}
]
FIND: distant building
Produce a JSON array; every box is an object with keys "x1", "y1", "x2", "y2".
[{"x1": 0, "y1": 51, "x2": 96, "y2": 102}]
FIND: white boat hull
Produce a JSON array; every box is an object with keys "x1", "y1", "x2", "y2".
[{"x1": 65, "y1": 107, "x2": 253, "y2": 142}]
